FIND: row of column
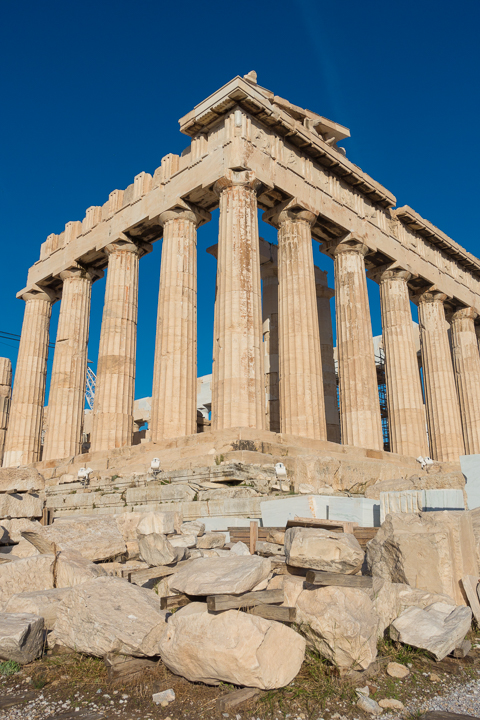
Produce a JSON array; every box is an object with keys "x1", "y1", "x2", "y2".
[{"x1": 3, "y1": 167, "x2": 480, "y2": 467}]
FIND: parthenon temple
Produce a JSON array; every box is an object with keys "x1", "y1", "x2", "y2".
[{"x1": 2, "y1": 72, "x2": 480, "y2": 491}]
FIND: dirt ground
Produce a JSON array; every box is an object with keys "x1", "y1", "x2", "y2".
[{"x1": 1, "y1": 636, "x2": 480, "y2": 720}]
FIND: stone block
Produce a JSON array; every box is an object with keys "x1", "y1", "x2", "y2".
[
  {"x1": 3, "y1": 588, "x2": 70, "y2": 630},
  {"x1": 284, "y1": 527, "x2": 364, "y2": 572},
  {"x1": 0, "y1": 613, "x2": 44, "y2": 664},
  {"x1": 327, "y1": 496, "x2": 380, "y2": 526},
  {"x1": 390, "y1": 602, "x2": 472, "y2": 660},
  {"x1": 126, "y1": 484, "x2": 196, "y2": 505},
  {"x1": 159, "y1": 608, "x2": 305, "y2": 689},
  {"x1": 0, "y1": 467, "x2": 45, "y2": 493},
  {"x1": 196, "y1": 532, "x2": 225, "y2": 549},
  {"x1": 0, "y1": 519, "x2": 42, "y2": 544},
  {"x1": 169, "y1": 556, "x2": 272, "y2": 596},
  {"x1": 0, "y1": 555, "x2": 55, "y2": 606},
  {"x1": 0, "y1": 493, "x2": 43, "y2": 518},
  {"x1": 461, "y1": 454, "x2": 480, "y2": 510}
]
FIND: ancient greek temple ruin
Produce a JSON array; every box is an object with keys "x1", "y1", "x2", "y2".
[{"x1": 2, "y1": 72, "x2": 480, "y2": 471}]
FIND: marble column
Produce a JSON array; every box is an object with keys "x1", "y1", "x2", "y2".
[
  {"x1": 3, "y1": 287, "x2": 56, "y2": 467},
  {"x1": 271, "y1": 206, "x2": 327, "y2": 439},
  {"x1": 0, "y1": 358, "x2": 12, "y2": 466},
  {"x1": 377, "y1": 267, "x2": 428, "y2": 457},
  {"x1": 417, "y1": 290, "x2": 464, "y2": 461},
  {"x1": 332, "y1": 238, "x2": 383, "y2": 451},
  {"x1": 262, "y1": 268, "x2": 280, "y2": 433},
  {"x1": 316, "y1": 279, "x2": 340, "y2": 443},
  {"x1": 151, "y1": 204, "x2": 209, "y2": 441},
  {"x1": 450, "y1": 307, "x2": 480, "y2": 455},
  {"x1": 91, "y1": 237, "x2": 151, "y2": 452},
  {"x1": 43, "y1": 267, "x2": 101, "y2": 461},
  {"x1": 211, "y1": 169, "x2": 265, "y2": 430}
]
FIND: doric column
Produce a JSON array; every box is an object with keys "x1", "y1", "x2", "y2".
[
  {"x1": 331, "y1": 237, "x2": 383, "y2": 451},
  {"x1": 315, "y1": 279, "x2": 340, "y2": 443},
  {"x1": 211, "y1": 169, "x2": 265, "y2": 430},
  {"x1": 264, "y1": 203, "x2": 327, "y2": 440},
  {"x1": 3, "y1": 287, "x2": 56, "y2": 467},
  {"x1": 375, "y1": 267, "x2": 428, "y2": 457},
  {"x1": 262, "y1": 267, "x2": 280, "y2": 433},
  {"x1": 417, "y1": 290, "x2": 464, "y2": 461},
  {"x1": 43, "y1": 266, "x2": 102, "y2": 461},
  {"x1": 91, "y1": 236, "x2": 151, "y2": 452},
  {"x1": 0, "y1": 358, "x2": 12, "y2": 466},
  {"x1": 450, "y1": 307, "x2": 480, "y2": 455},
  {"x1": 150, "y1": 203, "x2": 210, "y2": 441}
]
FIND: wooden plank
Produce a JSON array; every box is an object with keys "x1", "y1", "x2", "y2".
[
  {"x1": 124, "y1": 558, "x2": 192, "y2": 584},
  {"x1": 306, "y1": 570, "x2": 373, "y2": 588},
  {"x1": 216, "y1": 687, "x2": 262, "y2": 712},
  {"x1": 104, "y1": 654, "x2": 158, "y2": 683},
  {"x1": 0, "y1": 693, "x2": 37, "y2": 709},
  {"x1": 249, "y1": 521, "x2": 258, "y2": 554},
  {"x1": 248, "y1": 604, "x2": 296, "y2": 622},
  {"x1": 207, "y1": 588, "x2": 283, "y2": 612},
  {"x1": 160, "y1": 593, "x2": 191, "y2": 610},
  {"x1": 420, "y1": 713, "x2": 480, "y2": 720}
]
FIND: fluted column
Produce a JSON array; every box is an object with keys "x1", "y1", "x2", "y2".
[
  {"x1": 332, "y1": 238, "x2": 383, "y2": 450},
  {"x1": 450, "y1": 307, "x2": 480, "y2": 455},
  {"x1": 316, "y1": 281, "x2": 340, "y2": 443},
  {"x1": 418, "y1": 290, "x2": 464, "y2": 461},
  {"x1": 266, "y1": 205, "x2": 327, "y2": 439},
  {"x1": 3, "y1": 287, "x2": 56, "y2": 467},
  {"x1": 0, "y1": 358, "x2": 12, "y2": 466},
  {"x1": 91, "y1": 237, "x2": 151, "y2": 452},
  {"x1": 151, "y1": 204, "x2": 209, "y2": 441},
  {"x1": 376, "y1": 267, "x2": 428, "y2": 457},
  {"x1": 262, "y1": 268, "x2": 280, "y2": 433},
  {"x1": 211, "y1": 169, "x2": 265, "y2": 430},
  {"x1": 43, "y1": 267, "x2": 101, "y2": 461}
]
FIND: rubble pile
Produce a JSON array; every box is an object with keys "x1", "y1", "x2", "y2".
[{"x1": 0, "y1": 467, "x2": 479, "y2": 698}]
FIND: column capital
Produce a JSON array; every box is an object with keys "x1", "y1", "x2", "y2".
[
  {"x1": 366, "y1": 262, "x2": 414, "y2": 284},
  {"x1": 59, "y1": 265, "x2": 104, "y2": 283},
  {"x1": 416, "y1": 287, "x2": 449, "y2": 305},
  {"x1": 450, "y1": 306, "x2": 478, "y2": 323},
  {"x1": 213, "y1": 168, "x2": 261, "y2": 196},
  {"x1": 105, "y1": 234, "x2": 152, "y2": 258},
  {"x1": 159, "y1": 200, "x2": 211, "y2": 229},
  {"x1": 263, "y1": 198, "x2": 317, "y2": 229},
  {"x1": 18, "y1": 285, "x2": 58, "y2": 303},
  {"x1": 324, "y1": 234, "x2": 371, "y2": 258}
]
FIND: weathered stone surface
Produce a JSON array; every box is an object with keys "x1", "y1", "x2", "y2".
[
  {"x1": 136, "y1": 511, "x2": 177, "y2": 536},
  {"x1": 126, "y1": 484, "x2": 196, "y2": 505},
  {"x1": 390, "y1": 602, "x2": 472, "y2": 660},
  {"x1": 386, "y1": 661, "x2": 409, "y2": 678},
  {"x1": 196, "y1": 532, "x2": 225, "y2": 549},
  {"x1": 0, "y1": 493, "x2": 43, "y2": 519},
  {"x1": 0, "y1": 613, "x2": 44, "y2": 664},
  {"x1": 367, "y1": 512, "x2": 478, "y2": 605},
  {"x1": 55, "y1": 549, "x2": 107, "y2": 588},
  {"x1": 3, "y1": 588, "x2": 70, "y2": 630},
  {"x1": 2, "y1": 539, "x2": 39, "y2": 559},
  {"x1": 255, "y1": 541, "x2": 285, "y2": 557},
  {"x1": 159, "y1": 608, "x2": 305, "y2": 688},
  {"x1": 284, "y1": 527, "x2": 364, "y2": 573},
  {"x1": 169, "y1": 556, "x2": 272, "y2": 596},
  {"x1": 0, "y1": 554, "x2": 54, "y2": 606},
  {"x1": 180, "y1": 521, "x2": 205, "y2": 537},
  {"x1": 0, "y1": 467, "x2": 45, "y2": 494},
  {"x1": 365, "y1": 472, "x2": 465, "y2": 500},
  {"x1": 379, "y1": 698, "x2": 404, "y2": 710},
  {"x1": 230, "y1": 541, "x2": 250, "y2": 556},
  {"x1": 371, "y1": 578, "x2": 455, "y2": 635},
  {"x1": 0, "y1": 519, "x2": 42, "y2": 544},
  {"x1": 22, "y1": 516, "x2": 126, "y2": 562},
  {"x1": 169, "y1": 534, "x2": 196, "y2": 549},
  {"x1": 138, "y1": 533, "x2": 177, "y2": 566},
  {"x1": 52, "y1": 577, "x2": 167, "y2": 657},
  {"x1": 296, "y1": 586, "x2": 378, "y2": 669}
]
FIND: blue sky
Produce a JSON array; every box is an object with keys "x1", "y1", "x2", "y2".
[{"x1": 1, "y1": 0, "x2": 479, "y2": 401}]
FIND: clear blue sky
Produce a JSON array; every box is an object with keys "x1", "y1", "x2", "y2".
[{"x1": 1, "y1": 0, "x2": 479, "y2": 401}]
